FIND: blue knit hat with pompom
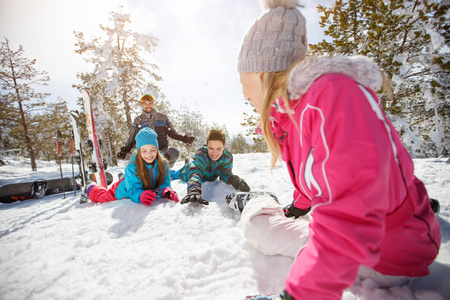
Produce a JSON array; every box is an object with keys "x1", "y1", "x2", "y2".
[{"x1": 135, "y1": 128, "x2": 159, "y2": 150}]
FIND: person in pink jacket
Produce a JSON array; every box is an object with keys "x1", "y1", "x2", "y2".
[{"x1": 237, "y1": 0, "x2": 442, "y2": 299}]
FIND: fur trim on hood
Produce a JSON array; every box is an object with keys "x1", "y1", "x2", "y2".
[{"x1": 288, "y1": 55, "x2": 383, "y2": 100}]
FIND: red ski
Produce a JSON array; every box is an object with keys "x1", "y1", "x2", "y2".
[{"x1": 81, "y1": 90, "x2": 107, "y2": 187}]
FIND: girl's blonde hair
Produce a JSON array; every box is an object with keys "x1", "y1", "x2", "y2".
[
  {"x1": 260, "y1": 64, "x2": 298, "y2": 169},
  {"x1": 134, "y1": 149, "x2": 167, "y2": 190}
]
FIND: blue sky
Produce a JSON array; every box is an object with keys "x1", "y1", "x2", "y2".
[{"x1": 0, "y1": 0, "x2": 334, "y2": 136}]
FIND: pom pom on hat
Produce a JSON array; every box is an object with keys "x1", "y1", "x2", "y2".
[
  {"x1": 135, "y1": 128, "x2": 159, "y2": 150},
  {"x1": 261, "y1": 0, "x2": 299, "y2": 10},
  {"x1": 238, "y1": 0, "x2": 307, "y2": 73}
]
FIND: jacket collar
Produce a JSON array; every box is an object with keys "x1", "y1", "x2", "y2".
[
  {"x1": 288, "y1": 55, "x2": 383, "y2": 100},
  {"x1": 268, "y1": 55, "x2": 383, "y2": 128}
]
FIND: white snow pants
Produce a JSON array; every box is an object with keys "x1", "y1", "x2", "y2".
[{"x1": 240, "y1": 195, "x2": 413, "y2": 288}]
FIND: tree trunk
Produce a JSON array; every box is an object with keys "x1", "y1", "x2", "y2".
[
  {"x1": 123, "y1": 90, "x2": 132, "y2": 129},
  {"x1": 17, "y1": 97, "x2": 37, "y2": 171},
  {"x1": 104, "y1": 127, "x2": 117, "y2": 167},
  {"x1": 7, "y1": 46, "x2": 37, "y2": 171}
]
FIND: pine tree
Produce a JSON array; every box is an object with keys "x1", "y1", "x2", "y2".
[
  {"x1": 171, "y1": 103, "x2": 208, "y2": 159},
  {"x1": 0, "y1": 92, "x2": 20, "y2": 150},
  {"x1": 241, "y1": 102, "x2": 268, "y2": 153},
  {"x1": 310, "y1": 0, "x2": 449, "y2": 157},
  {"x1": 228, "y1": 133, "x2": 251, "y2": 154},
  {"x1": 74, "y1": 7, "x2": 162, "y2": 166},
  {"x1": 0, "y1": 38, "x2": 50, "y2": 170},
  {"x1": 32, "y1": 98, "x2": 72, "y2": 162}
]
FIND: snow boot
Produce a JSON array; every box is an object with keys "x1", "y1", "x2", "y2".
[
  {"x1": 226, "y1": 191, "x2": 279, "y2": 213},
  {"x1": 79, "y1": 193, "x2": 90, "y2": 204},
  {"x1": 80, "y1": 182, "x2": 96, "y2": 204},
  {"x1": 245, "y1": 294, "x2": 284, "y2": 300},
  {"x1": 245, "y1": 290, "x2": 294, "y2": 300}
]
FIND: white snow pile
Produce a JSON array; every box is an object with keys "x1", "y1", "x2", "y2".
[{"x1": 0, "y1": 154, "x2": 449, "y2": 300}]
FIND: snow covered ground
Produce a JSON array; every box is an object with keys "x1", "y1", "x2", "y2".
[{"x1": 0, "y1": 154, "x2": 449, "y2": 300}]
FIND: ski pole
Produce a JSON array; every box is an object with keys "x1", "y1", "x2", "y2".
[
  {"x1": 70, "y1": 130, "x2": 76, "y2": 196},
  {"x1": 56, "y1": 130, "x2": 65, "y2": 199}
]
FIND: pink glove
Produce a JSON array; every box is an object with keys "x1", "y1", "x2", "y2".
[
  {"x1": 140, "y1": 190, "x2": 156, "y2": 206},
  {"x1": 162, "y1": 187, "x2": 179, "y2": 202}
]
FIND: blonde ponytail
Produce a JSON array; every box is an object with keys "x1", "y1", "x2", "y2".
[{"x1": 260, "y1": 68, "x2": 293, "y2": 169}]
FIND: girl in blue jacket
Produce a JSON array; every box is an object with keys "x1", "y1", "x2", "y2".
[{"x1": 86, "y1": 128, "x2": 179, "y2": 205}]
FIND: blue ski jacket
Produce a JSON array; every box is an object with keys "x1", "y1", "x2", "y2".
[{"x1": 115, "y1": 154, "x2": 171, "y2": 204}]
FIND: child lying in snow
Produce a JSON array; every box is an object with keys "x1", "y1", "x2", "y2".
[
  {"x1": 170, "y1": 129, "x2": 250, "y2": 205},
  {"x1": 85, "y1": 128, "x2": 179, "y2": 205}
]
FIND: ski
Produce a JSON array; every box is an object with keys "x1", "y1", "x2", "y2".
[
  {"x1": 69, "y1": 110, "x2": 88, "y2": 188},
  {"x1": 81, "y1": 91, "x2": 107, "y2": 188},
  {"x1": 69, "y1": 128, "x2": 76, "y2": 195}
]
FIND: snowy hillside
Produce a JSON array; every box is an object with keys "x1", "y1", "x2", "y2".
[{"x1": 0, "y1": 154, "x2": 449, "y2": 300}]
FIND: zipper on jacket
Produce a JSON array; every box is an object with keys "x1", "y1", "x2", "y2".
[
  {"x1": 288, "y1": 160, "x2": 312, "y2": 202},
  {"x1": 288, "y1": 161, "x2": 296, "y2": 182}
]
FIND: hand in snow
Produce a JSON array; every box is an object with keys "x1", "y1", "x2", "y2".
[
  {"x1": 180, "y1": 187, "x2": 209, "y2": 205},
  {"x1": 162, "y1": 187, "x2": 179, "y2": 202},
  {"x1": 140, "y1": 190, "x2": 156, "y2": 206},
  {"x1": 228, "y1": 175, "x2": 250, "y2": 192}
]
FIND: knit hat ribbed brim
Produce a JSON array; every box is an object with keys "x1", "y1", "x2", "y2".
[
  {"x1": 238, "y1": 0, "x2": 307, "y2": 73},
  {"x1": 135, "y1": 128, "x2": 159, "y2": 150}
]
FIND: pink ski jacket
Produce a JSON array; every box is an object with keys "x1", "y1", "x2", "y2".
[{"x1": 269, "y1": 56, "x2": 441, "y2": 299}]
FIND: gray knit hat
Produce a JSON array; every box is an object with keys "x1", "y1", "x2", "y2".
[{"x1": 238, "y1": 0, "x2": 307, "y2": 73}]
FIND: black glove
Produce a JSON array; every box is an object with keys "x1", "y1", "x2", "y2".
[
  {"x1": 284, "y1": 201, "x2": 310, "y2": 219},
  {"x1": 228, "y1": 175, "x2": 250, "y2": 192},
  {"x1": 430, "y1": 198, "x2": 440, "y2": 213},
  {"x1": 283, "y1": 290, "x2": 295, "y2": 300},
  {"x1": 180, "y1": 186, "x2": 209, "y2": 205},
  {"x1": 116, "y1": 147, "x2": 128, "y2": 159},
  {"x1": 183, "y1": 135, "x2": 195, "y2": 144}
]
